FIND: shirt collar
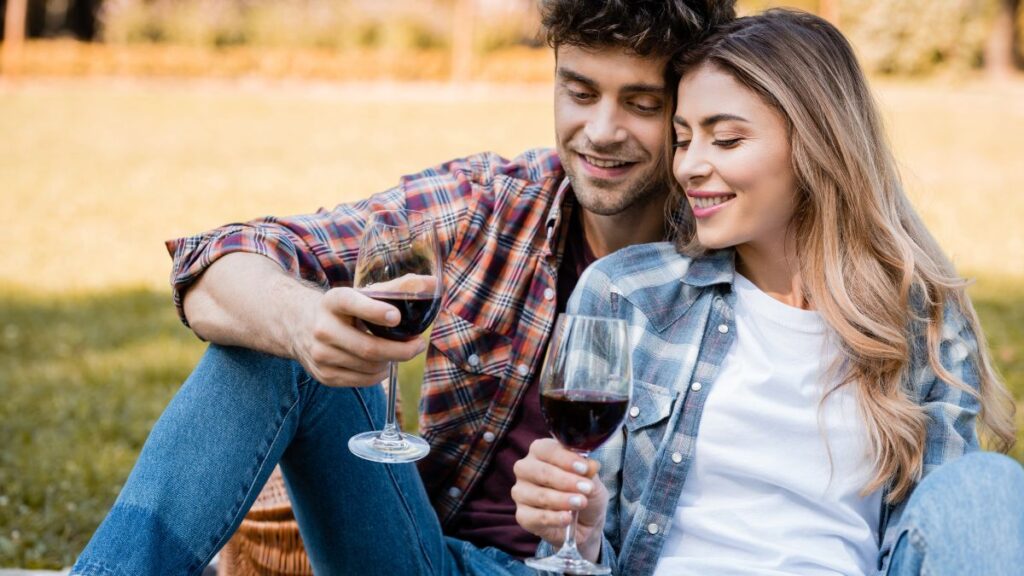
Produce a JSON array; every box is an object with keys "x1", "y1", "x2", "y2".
[
  {"x1": 543, "y1": 177, "x2": 575, "y2": 254},
  {"x1": 681, "y1": 248, "x2": 736, "y2": 288},
  {"x1": 546, "y1": 177, "x2": 573, "y2": 229},
  {"x1": 615, "y1": 246, "x2": 736, "y2": 333}
]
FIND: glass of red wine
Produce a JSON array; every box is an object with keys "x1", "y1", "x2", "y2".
[
  {"x1": 347, "y1": 208, "x2": 442, "y2": 464},
  {"x1": 526, "y1": 314, "x2": 631, "y2": 575}
]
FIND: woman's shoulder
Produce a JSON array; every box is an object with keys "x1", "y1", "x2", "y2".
[
  {"x1": 571, "y1": 242, "x2": 701, "y2": 316},
  {"x1": 589, "y1": 242, "x2": 692, "y2": 284}
]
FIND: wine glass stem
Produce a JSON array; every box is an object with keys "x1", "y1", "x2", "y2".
[
  {"x1": 380, "y1": 361, "x2": 401, "y2": 441},
  {"x1": 557, "y1": 450, "x2": 589, "y2": 559},
  {"x1": 561, "y1": 508, "x2": 582, "y2": 556}
]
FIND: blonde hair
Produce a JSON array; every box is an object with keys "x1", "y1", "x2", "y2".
[{"x1": 669, "y1": 9, "x2": 1016, "y2": 502}]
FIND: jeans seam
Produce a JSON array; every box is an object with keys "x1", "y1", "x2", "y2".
[
  {"x1": 914, "y1": 526, "x2": 930, "y2": 576},
  {"x1": 353, "y1": 385, "x2": 438, "y2": 576},
  {"x1": 188, "y1": 369, "x2": 305, "y2": 575},
  {"x1": 70, "y1": 560, "x2": 124, "y2": 576}
]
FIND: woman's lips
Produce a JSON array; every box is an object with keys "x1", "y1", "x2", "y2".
[{"x1": 688, "y1": 191, "x2": 736, "y2": 218}]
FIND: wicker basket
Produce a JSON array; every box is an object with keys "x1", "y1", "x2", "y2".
[
  {"x1": 219, "y1": 466, "x2": 313, "y2": 575},
  {"x1": 219, "y1": 386, "x2": 402, "y2": 575}
]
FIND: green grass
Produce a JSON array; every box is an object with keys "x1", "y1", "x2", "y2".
[
  {"x1": 0, "y1": 286, "x2": 428, "y2": 568},
  {"x1": 1, "y1": 77, "x2": 1023, "y2": 568},
  {"x1": 0, "y1": 282, "x2": 1021, "y2": 568}
]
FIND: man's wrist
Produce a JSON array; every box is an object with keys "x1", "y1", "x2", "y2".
[{"x1": 276, "y1": 279, "x2": 322, "y2": 360}]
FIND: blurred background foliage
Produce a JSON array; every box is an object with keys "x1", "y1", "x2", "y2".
[{"x1": 1, "y1": 0, "x2": 1022, "y2": 79}]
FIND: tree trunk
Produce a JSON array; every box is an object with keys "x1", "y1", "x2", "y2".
[
  {"x1": 451, "y1": 0, "x2": 475, "y2": 83},
  {"x1": 2, "y1": 0, "x2": 28, "y2": 77},
  {"x1": 985, "y1": 0, "x2": 1021, "y2": 80}
]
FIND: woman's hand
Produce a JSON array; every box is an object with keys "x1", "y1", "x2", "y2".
[{"x1": 512, "y1": 438, "x2": 609, "y2": 562}]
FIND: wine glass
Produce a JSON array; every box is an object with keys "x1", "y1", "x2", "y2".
[
  {"x1": 347, "y1": 209, "x2": 442, "y2": 464},
  {"x1": 526, "y1": 314, "x2": 632, "y2": 575}
]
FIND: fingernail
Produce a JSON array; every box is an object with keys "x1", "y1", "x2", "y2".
[
  {"x1": 416, "y1": 341, "x2": 428, "y2": 354},
  {"x1": 385, "y1": 310, "x2": 400, "y2": 324},
  {"x1": 576, "y1": 480, "x2": 593, "y2": 494},
  {"x1": 568, "y1": 495, "x2": 584, "y2": 508},
  {"x1": 572, "y1": 461, "x2": 588, "y2": 474}
]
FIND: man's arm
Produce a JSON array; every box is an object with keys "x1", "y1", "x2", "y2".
[{"x1": 183, "y1": 252, "x2": 426, "y2": 388}]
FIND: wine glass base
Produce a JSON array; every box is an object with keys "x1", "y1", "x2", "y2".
[
  {"x1": 348, "y1": 431, "x2": 430, "y2": 464},
  {"x1": 525, "y1": 554, "x2": 611, "y2": 575}
]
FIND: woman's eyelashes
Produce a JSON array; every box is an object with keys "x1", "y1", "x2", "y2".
[
  {"x1": 671, "y1": 136, "x2": 744, "y2": 150},
  {"x1": 713, "y1": 138, "x2": 742, "y2": 148}
]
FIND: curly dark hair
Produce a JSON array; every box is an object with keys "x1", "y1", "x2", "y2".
[{"x1": 541, "y1": 0, "x2": 737, "y2": 59}]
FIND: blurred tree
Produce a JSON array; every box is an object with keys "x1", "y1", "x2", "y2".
[
  {"x1": 984, "y1": 0, "x2": 1021, "y2": 78},
  {"x1": 66, "y1": 0, "x2": 101, "y2": 40},
  {"x1": 0, "y1": 0, "x2": 97, "y2": 40},
  {"x1": 1, "y1": 0, "x2": 27, "y2": 76},
  {"x1": 451, "y1": 0, "x2": 475, "y2": 82},
  {"x1": 843, "y1": 0, "x2": 990, "y2": 75}
]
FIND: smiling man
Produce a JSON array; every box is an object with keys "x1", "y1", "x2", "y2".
[{"x1": 70, "y1": 2, "x2": 736, "y2": 575}]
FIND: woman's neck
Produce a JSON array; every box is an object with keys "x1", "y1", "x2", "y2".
[{"x1": 735, "y1": 238, "x2": 811, "y2": 310}]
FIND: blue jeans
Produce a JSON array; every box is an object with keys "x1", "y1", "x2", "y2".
[
  {"x1": 73, "y1": 345, "x2": 1024, "y2": 575},
  {"x1": 885, "y1": 451, "x2": 1024, "y2": 575},
  {"x1": 72, "y1": 345, "x2": 535, "y2": 576}
]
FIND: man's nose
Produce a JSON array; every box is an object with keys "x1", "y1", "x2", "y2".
[{"x1": 583, "y1": 102, "x2": 628, "y2": 147}]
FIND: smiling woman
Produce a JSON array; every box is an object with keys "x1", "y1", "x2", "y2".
[
  {"x1": 672, "y1": 67, "x2": 798, "y2": 264},
  {"x1": 513, "y1": 8, "x2": 1024, "y2": 576}
]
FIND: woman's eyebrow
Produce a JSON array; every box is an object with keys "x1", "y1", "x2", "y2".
[{"x1": 673, "y1": 113, "x2": 751, "y2": 129}]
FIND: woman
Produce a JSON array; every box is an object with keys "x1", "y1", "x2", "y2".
[{"x1": 511, "y1": 9, "x2": 1023, "y2": 576}]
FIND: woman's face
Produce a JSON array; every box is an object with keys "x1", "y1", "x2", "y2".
[{"x1": 673, "y1": 64, "x2": 799, "y2": 255}]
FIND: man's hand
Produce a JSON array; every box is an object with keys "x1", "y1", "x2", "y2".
[
  {"x1": 512, "y1": 438, "x2": 608, "y2": 562},
  {"x1": 289, "y1": 286, "x2": 428, "y2": 388},
  {"x1": 183, "y1": 253, "x2": 429, "y2": 387}
]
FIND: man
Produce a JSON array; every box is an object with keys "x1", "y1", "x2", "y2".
[{"x1": 71, "y1": 1, "x2": 736, "y2": 574}]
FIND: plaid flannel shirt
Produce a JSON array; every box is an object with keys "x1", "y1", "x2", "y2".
[
  {"x1": 570, "y1": 242, "x2": 983, "y2": 576},
  {"x1": 166, "y1": 148, "x2": 578, "y2": 526}
]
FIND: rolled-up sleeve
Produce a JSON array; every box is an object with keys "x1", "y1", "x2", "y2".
[{"x1": 163, "y1": 151, "x2": 510, "y2": 326}]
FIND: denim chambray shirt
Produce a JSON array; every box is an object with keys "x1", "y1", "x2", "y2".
[{"x1": 567, "y1": 242, "x2": 983, "y2": 576}]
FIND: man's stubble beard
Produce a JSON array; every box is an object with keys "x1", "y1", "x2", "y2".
[{"x1": 567, "y1": 153, "x2": 670, "y2": 217}]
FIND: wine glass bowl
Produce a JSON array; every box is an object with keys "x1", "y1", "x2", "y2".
[
  {"x1": 348, "y1": 209, "x2": 442, "y2": 464},
  {"x1": 527, "y1": 314, "x2": 631, "y2": 575},
  {"x1": 539, "y1": 388, "x2": 629, "y2": 453}
]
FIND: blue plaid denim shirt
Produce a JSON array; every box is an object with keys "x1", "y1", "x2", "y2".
[{"x1": 565, "y1": 242, "x2": 983, "y2": 576}]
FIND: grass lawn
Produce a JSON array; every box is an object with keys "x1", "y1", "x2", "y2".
[{"x1": 1, "y1": 77, "x2": 1023, "y2": 568}]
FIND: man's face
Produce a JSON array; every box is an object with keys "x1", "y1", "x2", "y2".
[{"x1": 554, "y1": 45, "x2": 670, "y2": 216}]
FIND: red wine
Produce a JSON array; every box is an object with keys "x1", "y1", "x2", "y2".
[
  {"x1": 540, "y1": 389, "x2": 629, "y2": 452},
  {"x1": 361, "y1": 291, "x2": 441, "y2": 341}
]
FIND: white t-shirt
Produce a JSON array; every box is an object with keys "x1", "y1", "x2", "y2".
[{"x1": 654, "y1": 273, "x2": 881, "y2": 576}]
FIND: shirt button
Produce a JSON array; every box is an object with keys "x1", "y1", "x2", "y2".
[
  {"x1": 647, "y1": 523, "x2": 660, "y2": 535},
  {"x1": 482, "y1": 431, "x2": 496, "y2": 443},
  {"x1": 448, "y1": 486, "x2": 462, "y2": 498},
  {"x1": 629, "y1": 406, "x2": 640, "y2": 418},
  {"x1": 718, "y1": 324, "x2": 729, "y2": 334},
  {"x1": 467, "y1": 354, "x2": 481, "y2": 368},
  {"x1": 517, "y1": 364, "x2": 529, "y2": 377},
  {"x1": 691, "y1": 382, "x2": 702, "y2": 392},
  {"x1": 543, "y1": 288, "x2": 555, "y2": 301},
  {"x1": 672, "y1": 452, "x2": 683, "y2": 464}
]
